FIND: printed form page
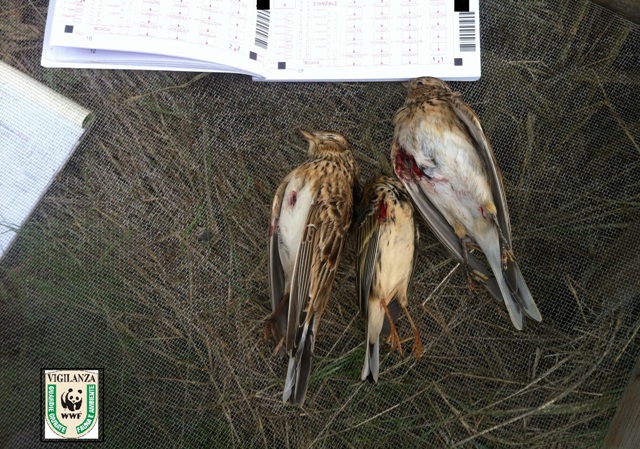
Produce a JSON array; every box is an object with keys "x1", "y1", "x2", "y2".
[
  {"x1": 262, "y1": 0, "x2": 481, "y2": 81},
  {"x1": 0, "y1": 62, "x2": 93, "y2": 260},
  {"x1": 44, "y1": 0, "x2": 268, "y2": 74}
]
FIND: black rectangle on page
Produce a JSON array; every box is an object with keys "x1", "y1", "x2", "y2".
[{"x1": 454, "y1": 0, "x2": 470, "y2": 12}]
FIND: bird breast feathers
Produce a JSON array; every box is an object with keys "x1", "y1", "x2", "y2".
[
  {"x1": 399, "y1": 115, "x2": 493, "y2": 207},
  {"x1": 373, "y1": 208, "x2": 414, "y2": 296},
  {"x1": 277, "y1": 181, "x2": 314, "y2": 277}
]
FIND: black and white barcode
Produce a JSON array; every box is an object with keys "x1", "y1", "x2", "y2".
[
  {"x1": 254, "y1": 10, "x2": 270, "y2": 50},
  {"x1": 459, "y1": 11, "x2": 476, "y2": 52}
]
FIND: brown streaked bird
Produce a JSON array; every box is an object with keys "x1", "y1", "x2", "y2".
[
  {"x1": 266, "y1": 130, "x2": 359, "y2": 406},
  {"x1": 356, "y1": 174, "x2": 422, "y2": 383},
  {"x1": 392, "y1": 77, "x2": 542, "y2": 330}
]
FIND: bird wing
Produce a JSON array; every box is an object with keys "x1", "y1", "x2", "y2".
[
  {"x1": 393, "y1": 141, "x2": 504, "y2": 303},
  {"x1": 449, "y1": 97, "x2": 512, "y2": 246},
  {"x1": 408, "y1": 215, "x2": 420, "y2": 288},
  {"x1": 355, "y1": 196, "x2": 381, "y2": 318},
  {"x1": 449, "y1": 96, "x2": 517, "y2": 289},
  {"x1": 268, "y1": 175, "x2": 291, "y2": 339},
  {"x1": 286, "y1": 176, "x2": 350, "y2": 355}
]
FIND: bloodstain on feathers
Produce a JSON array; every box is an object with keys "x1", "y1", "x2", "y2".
[
  {"x1": 378, "y1": 200, "x2": 388, "y2": 222},
  {"x1": 394, "y1": 146, "x2": 424, "y2": 179},
  {"x1": 288, "y1": 191, "x2": 297, "y2": 207}
]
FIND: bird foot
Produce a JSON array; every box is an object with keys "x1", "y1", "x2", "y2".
[
  {"x1": 410, "y1": 331, "x2": 423, "y2": 360},
  {"x1": 272, "y1": 336, "x2": 285, "y2": 356},
  {"x1": 501, "y1": 247, "x2": 515, "y2": 270},
  {"x1": 466, "y1": 269, "x2": 488, "y2": 290},
  {"x1": 399, "y1": 302, "x2": 423, "y2": 360},
  {"x1": 382, "y1": 300, "x2": 403, "y2": 355},
  {"x1": 491, "y1": 214, "x2": 514, "y2": 270},
  {"x1": 263, "y1": 318, "x2": 278, "y2": 341},
  {"x1": 386, "y1": 328, "x2": 404, "y2": 355}
]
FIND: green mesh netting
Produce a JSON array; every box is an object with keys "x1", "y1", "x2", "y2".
[{"x1": 1, "y1": 1, "x2": 639, "y2": 447}]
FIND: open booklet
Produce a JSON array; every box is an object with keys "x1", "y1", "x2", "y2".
[
  {"x1": 41, "y1": 0, "x2": 481, "y2": 81},
  {"x1": 0, "y1": 61, "x2": 94, "y2": 260}
]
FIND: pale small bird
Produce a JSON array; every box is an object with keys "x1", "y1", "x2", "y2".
[
  {"x1": 355, "y1": 174, "x2": 422, "y2": 383},
  {"x1": 266, "y1": 130, "x2": 359, "y2": 406},
  {"x1": 391, "y1": 77, "x2": 542, "y2": 330}
]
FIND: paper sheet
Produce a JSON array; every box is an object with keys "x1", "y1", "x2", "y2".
[
  {"x1": 43, "y1": 0, "x2": 266, "y2": 76},
  {"x1": 0, "y1": 62, "x2": 93, "y2": 259},
  {"x1": 262, "y1": 0, "x2": 481, "y2": 81}
]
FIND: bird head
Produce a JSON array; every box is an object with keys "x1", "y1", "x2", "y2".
[
  {"x1": 404, "y1": 77, "x2": 451, "y2": 99},
  {"x1": 300, "y1": 130, "x2": 351, "y2": 156}
]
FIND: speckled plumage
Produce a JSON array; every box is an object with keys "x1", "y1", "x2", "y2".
[
  {"x1": 355, "y1": 174, "x2": 422, "y2": 383},
  {"x1": 267, "y1": 130, "x2": 359, "y2": 406},
  {"x1": 392, "y1": 77, "x2": 542, "y2": 330}
]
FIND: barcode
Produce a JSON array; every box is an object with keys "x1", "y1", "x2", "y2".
[
  {"x1": 254, "y1": 10, "x2": 270, "y2": 50},
  {"x1": 459, "y1": 11, "x2": 476, "y2": 52}
]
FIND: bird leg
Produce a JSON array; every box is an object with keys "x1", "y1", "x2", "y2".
[
  {"x1": 460, "y1": 237, "x2": 487, "y2": 289},
  {"x1": 490, "y1": 214, "x2": 515, "y2": 270},
  {"x1": 381, "y1": 300, "x2": 403, "y2": 355},
  {"x1": 263, "y1": 293, "x2": 289, "y2": 342},
  {"x1": 272, "y1": 336, "x2": 285, "y2": 356},
  {"x1": 453, "y1": 223, "x2": 485, "y2": 289},
  {"x1": 399, "y1": 303, "x2": 423, "y2": 359}
]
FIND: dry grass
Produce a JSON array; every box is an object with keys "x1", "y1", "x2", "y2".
[{"x1": 1, "y1": 0, "x2": 639, "y2": 448}]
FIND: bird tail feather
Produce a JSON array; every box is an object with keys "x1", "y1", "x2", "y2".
[{"x1": 282, "y1": 316, "x2": 316, "y2": 405}]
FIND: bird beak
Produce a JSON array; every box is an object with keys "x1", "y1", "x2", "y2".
[
  {"x1": 300, "y1": 129, "x2": 319, "y2": 155},
  {"x1": 300, "y1": 129, "x2": 315, "y2": 142}
]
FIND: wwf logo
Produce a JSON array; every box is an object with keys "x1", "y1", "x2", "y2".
[
  {"x1": 61, "y1": 388, "x2": 83, "y2": 413},
  {"x1": 43, "y1": 369, "x2": 102, "y2": 440}
]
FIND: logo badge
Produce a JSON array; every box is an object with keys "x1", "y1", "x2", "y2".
[{"x1": 42, "y1": 369, "x2": 102, "y2": 440}]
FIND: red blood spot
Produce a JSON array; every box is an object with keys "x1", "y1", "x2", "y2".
[
  {"x1": 378, "y1": 200, "x2": 388, "y2": 222},
  {"x1": 479, "y1": 207, "x2": 486, "y2": 219},
  {"x1": 411, "y1": 163, "x2": 422, "y2": 177},
  {"x1": 394, "y1": 150, "x2": 407, "y2": 177},
  {"x1": 394, "y1": 147, "x2": 425, "y2": 180},
  {"x1": 288, "y1": 191, "x2": 297, "y2": 207}
]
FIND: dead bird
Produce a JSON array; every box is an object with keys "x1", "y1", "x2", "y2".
[
  {"x1": 355, "y1": 174, "x2": 422, "y2": 383},
  {"x1": 392, "y1": 77, "x2": 542, "y2": 330},
  {"x1": 267, "y1": 130, "x2": 359, "y2": 405}
]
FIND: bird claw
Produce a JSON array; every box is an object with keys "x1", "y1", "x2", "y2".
[
  {"x1": 466, "y1": 269, "x2": 488, "y2": 290},
  {"x1": 411, "y1": 332, "x2": 423, "y2": 360},
  {"x1": 263, "y1": 318, "x2": 277, "y2": 341},
  {"x1": 491, "y1": 214, "x2": 514, "y2": 270},
  {"x1": 387, "y1": 330, "x2": 404, "y2": 355},
  {"x1": 466, "y1": 273, "x2": 477, "y2": 291},
  {"x1": 501, "y1": 248, "x2": 515, "y2": 270},
  {"x1": 272, "y1": 336, "x2": 285, "y2": 356}
]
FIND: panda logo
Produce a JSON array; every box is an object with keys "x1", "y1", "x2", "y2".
[{"x1": 61, "y1": 388, "x2": 83, "y2": 412}]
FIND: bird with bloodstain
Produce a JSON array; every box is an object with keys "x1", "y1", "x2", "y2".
[
  {"x1": 266, "y1": 129, "x2": 359, "y2": 406},
  {"x1": 392, "y1": 77, "x2": 542, "y2": 330},
  {"x1": 355, "y1": 174, "x2": 422, "y2": 383}
]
